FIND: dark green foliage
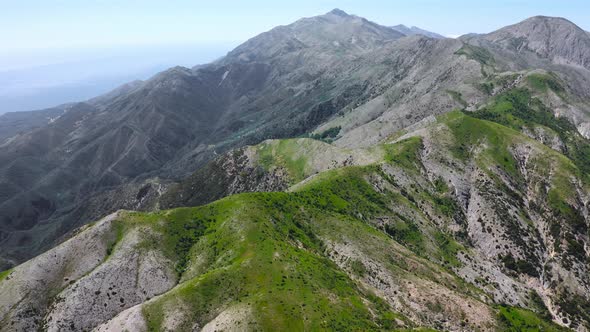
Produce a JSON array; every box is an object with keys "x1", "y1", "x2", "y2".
[
  {"x1": 455, "y1": 44, "x2": 495, "y2": 66},
  {"x1": 555, "y1": 290, "x2": 590, "y2": 329},
  {"x1": 311, "y1": 126, "x2": 341, "y2": 141},
  {"x1": 384, "y1": 215, "x2": 425, "y2": 253},
  {"x1": 447, "y1": 90, "x2": 468, "y2": 108},
  {"x1": 433, "y1": 177, "x2": 449, "y2": 194},
  {"x1": 501, "y1": 253, "x2": 539, "y2": 277},
  {"x1": 528, "y1": 290, "x2": 552, "y2": 321},
  {"x1": 478, "y1": 82, "x2": 495, "y2": 95},
  {"x1": 468, "y1": 88, "x2": 573, "y2": 134},
  {"x1": 527, "y1": 73, "x2": 565, "y2": 94},
  {"x1": 548, "y1": 189, "x2": 587, "y2": 240},
  {"x1": 263, "y1": 167, "x2": 388, "y2": 220},
  {"x1": 130, "y1": 208, "x2": 217, "y2": 276},
  {"x1": 432, "y1": 195, "x2": 458, "y2": 217}
]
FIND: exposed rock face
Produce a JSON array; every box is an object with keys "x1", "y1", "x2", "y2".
[
  {"x1": 0, "y1": 212, "x2": 120, "y2": 331},
  {"x1": 44, "y1": 228, "x2": 176, "y2": 331}
]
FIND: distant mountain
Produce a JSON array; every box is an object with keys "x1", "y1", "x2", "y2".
[
  {"x1": 0, "y1": 8, "x2": 409, "y2": 268},
  {"x1": 463, "y1": 16, "x2": 590, "y2": 69},
  {"x1": 0, "y1": 43, "x2": 234, "y2": 114},
  {"x1": 390, "y1": 24, "x2": 445, "y2": 39},
  {"x1": 0, "y1": 106, "x2": 67, "y2": 142}
]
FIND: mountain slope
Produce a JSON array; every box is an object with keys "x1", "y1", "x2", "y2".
[
  {"x1": 0, "y1": 9, "x2": 486, "y2": 267},
  {"x1": 0, "y1": 9, "x2": 408, "y2": 266},
  {"x1": 472, "y1": 16, "x2": 590, "y2": 69},
  {"x1": 390, "y1": 24, "x2": 445, "y2": 39},
  {"x1": 2, "y1": 108, "x2": 588, "y2": 331}
]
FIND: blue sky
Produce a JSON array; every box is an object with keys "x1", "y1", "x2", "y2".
[{"x1": 2, "y1": 0, "x2": 589, "y2": 52}]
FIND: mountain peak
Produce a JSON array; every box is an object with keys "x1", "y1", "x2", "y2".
[
  {"x1": 479, "y1": 14, "x2": 590, "y2": 68},
  {"x1": 524, "y1": 15, "x2": 573, "y2": 23},
  {"x1": 327, "y1": 8, "x2": 349, "y2": 17},
  {"x1": 226, "y1": 9, "x2": 403, "y2": 62}
]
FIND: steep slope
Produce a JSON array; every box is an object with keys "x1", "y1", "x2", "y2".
[
  {"x1": 159, "y1": 138, "x2": 381, "y2": 209},
  {"x1": 473, "y1": 16, "x2": 590, "y2": 69},
  {"x1": 0, "y1": 105, "x2": 68, "y2": 143},
  {"x1": 0, "y1": 9, "x2": 407, "y2": 266},
  {"x1": 2, "y1": 109, "x2": 588, "y2": 331},
  {"x1": 458, "y1": 16, "x2": 590, "y2": 137},
  {"x1": 390, "y1": 24, "x2": 445, "y2": 39}
]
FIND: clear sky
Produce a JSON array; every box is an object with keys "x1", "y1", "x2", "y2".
[{"x1": 2, "y1": 0, "x2": 590, "y2": 52}]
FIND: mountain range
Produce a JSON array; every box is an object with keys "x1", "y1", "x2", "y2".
[{"x1": 1, "y1": 8, "x2": 590, "y2": 331}]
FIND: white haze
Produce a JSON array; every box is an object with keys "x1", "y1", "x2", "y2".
[{"x1": 0, "y1": 42, "x2": 236, "y2": 114}]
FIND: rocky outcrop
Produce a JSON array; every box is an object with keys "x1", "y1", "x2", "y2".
[{"x1": 0, "y1": 212, "x2": 120, "y2": 331}]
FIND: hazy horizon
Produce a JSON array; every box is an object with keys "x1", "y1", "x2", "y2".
[
  {"x1": 2, "y1": 0, "x2": 589, "y2": 114},
  {"x1": 0, "y1": 42, "x2": 236, "y2": 114}
]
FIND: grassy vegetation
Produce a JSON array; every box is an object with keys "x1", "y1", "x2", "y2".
[
  {"x1": 434, "y1": 231, "x2": 463, "y2": 268},
  {"x1": 0, "y1": 268, "x2": 12, "y2": 282},
  {"x1": 468, "y1": 88, "x2": 571, "y2": 134},
  {"x1": 125, "y1": 156, "x2": 498, "y2": 330},
  {"x1": 527, "y1": 73, "x2": 565, "y2": 96},
  {"x1": 383, "y1": 136, "x2": 424, "y2": 172},
  {"x1": 137, "y1": 166, "x2": 413, "y2": 331},
  {"x1": 442, "y1": 111, "x2": 520, "y2": 178},
  {"x1": 91, "y1": 111, "x2": 588, "y2": 330},
  {"x1": 257, "y1": 140, "x2": 309, "y2": 183},
  {"x1": 384, "y1": 216, "x2": 425, "y2": 253},
  {"x1": 498, "y1": 306, "x2": 569, "y2": 331},
  {"x1": 467, "y1": 86, "x2": 590, "y2": 179},
  {"x1": 461, "y1": 85, "x2": 589, "y2": 245}
]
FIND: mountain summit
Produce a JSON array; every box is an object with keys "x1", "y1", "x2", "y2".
[
  {"x1": 327, "y1": 8, "x2": 349, "y2": 17},
  {"x1": 471, "y1": 15, "x2": 590, "y2": 69}
]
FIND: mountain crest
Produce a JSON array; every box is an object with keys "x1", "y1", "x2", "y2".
[
  {"x1": 480, "y1": 15, "x2": 590, "y2": 68},
  {"x1": 327, "y1": 8, "x2": 349, "y2": 17}
]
